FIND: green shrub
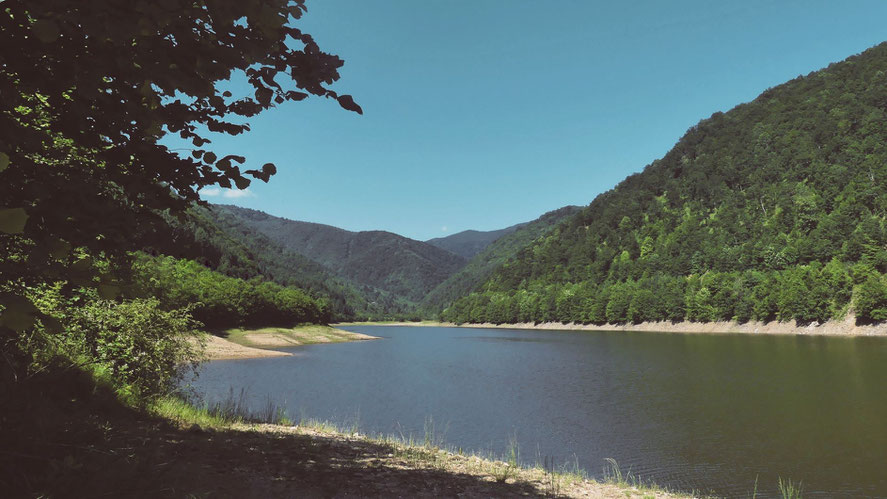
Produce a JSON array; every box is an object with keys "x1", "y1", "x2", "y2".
[
  {"x1": 66, "y1": 298, "x2": 203, "y2": 398},
  {"x1": 854, "y1": 275, "x2": 887, "y2": 322}
]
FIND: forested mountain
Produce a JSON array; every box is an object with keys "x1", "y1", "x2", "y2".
[
  {"x1": 426, "y1": 224, "x2": 527, "y2": 259},
  {"x1": 137, "y1": 205, "x2": 405, "y2": 320},
  {"x1": 443, "y1": 42, "x2": 887, "y2": 325},
  {"x1": 422, "y1": 206, "x2": 581, "y2": 313},
  {"x1": 217, "y1": 205, "x2": 468, "y2": 304},
  {"x1": 130, "y1": 253, "x2": 330, "y2": 328}
]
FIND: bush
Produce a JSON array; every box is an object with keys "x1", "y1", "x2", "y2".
[
  {"x1": 66, "y1": 298, "x2": 203, "y2": 398},
  {"x1": 855, "y1": 275, "x2": 887, "y2": 322},
  {"x1": 131, "y1": 253, "x2": 329, "y2": 328}
]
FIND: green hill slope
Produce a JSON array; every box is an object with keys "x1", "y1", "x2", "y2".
[
  {"x1": 217, "y1": 205, "x2": 468, "y2": 304},
  {"x1": 138, "y1": 205, "x2": 405, "y2": 320},
  {"x1": 422, "y1": 206, "x2": 581, "y2": 314},
  {"x1": 444, "y1": 42, "x2": 887, "y2": 325},
  {"x1": 426, "y1": 224, "x2": 527, "y2": 259}
]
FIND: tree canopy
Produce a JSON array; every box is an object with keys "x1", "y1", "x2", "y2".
[
  {"x1": 443, "y1": 42, "x2": 887, "y2": 326},
  {"x1": 0, "y1": 0, "x2": 361, "y2": 332}
]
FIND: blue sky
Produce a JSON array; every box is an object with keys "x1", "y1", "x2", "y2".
[{"x1": 195, "y1": 0, "x2": 887, "y2": 241}]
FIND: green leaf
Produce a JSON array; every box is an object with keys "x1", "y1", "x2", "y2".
[
  {"x1": 337, "y1": 95, "x2": 363, "y2": 115},
  {"x1": 222, "y1": 154, "x2": 246, "y2": 164},
  {"x1": 49, "y1": 239, "x2": 72, "y2": 259},
  {"x1": 40, "y1": 315, "x2": 64, "y2": 334},
  {"x1": 245, "y1": 162, "x2": 277, "y2": 182},
  {"x1": 98, "y1": 284, "x2": 121, "y2": 299},
  {"x1": 0, "y1": 208, "x2": 28, "y2": 234},
  {"x1": 256, "y1": 87, "x2": 273, "y2": 106},
  {"x1": 0, "y1": 295, "x2": 39, "y2": 332},
  {"x1": 70, "y1": 257, "x2": 94, "y2": 274},
  {"x1": 32, "y1": 19, "x2": 60, "y2": 43},
  {"x1": 0, "y1": 152, "x2": 9, "y2": 172},
  {"x1": 0, "y1": 308, "x2": 37, "y2": 332}
]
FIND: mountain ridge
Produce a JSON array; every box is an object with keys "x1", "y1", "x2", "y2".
[
  {"x1": 217, "y1": 205, "x2": 467, "y2": 304},
  {"x1": 426, "y1": 223, "x2": 528, "y2": 259},
  {"x1": 422, "y1": 206, "x2": 582, "y2": 314},
  {"x1": 443, "y1": 41, "x2": 887, "y2": 325}
]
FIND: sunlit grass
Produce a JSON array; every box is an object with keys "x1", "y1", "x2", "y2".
[{"x1": 777, "y1": 476, "x2": 803, "y2": 499}]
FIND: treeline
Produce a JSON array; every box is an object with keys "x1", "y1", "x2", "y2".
[
  {"x1": 443, "y1": 260, "x2": 887, "y2": 324},
  {"x1": 131, "y1": 253, "x2": 330, "y2": 329},
  {"x1": 217, "y1": 204, "x2": 467, "y2": 308},
  {"x1": 421, "y1": 206, "x2": 581, "y2": 314},
  {"x1": 140, "y1": 205, "x2": 421, "y2": 321},
  {"x1": 445, "y1": 42, "x2": 887, "y2": 326}
]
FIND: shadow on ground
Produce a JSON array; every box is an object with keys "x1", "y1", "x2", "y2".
[{"x1": 1, "y1": 368, "x2": 555, "y2": 498}]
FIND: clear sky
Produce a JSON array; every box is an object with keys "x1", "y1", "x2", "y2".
[{"x1": 194, "y1": 0, "x2": 887, "y2": 241}]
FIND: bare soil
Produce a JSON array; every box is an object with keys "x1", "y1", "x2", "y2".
[
  {"x1": 201, "y1": 325, "x2": 378, "y2": 360},
  {"x1": 201, "y1": 334, "x2": 293, "y2": 360}
]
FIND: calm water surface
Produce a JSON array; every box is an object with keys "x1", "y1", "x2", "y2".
[{"x1": 189, "y1": 326, "x2": 887, "y2": 497}]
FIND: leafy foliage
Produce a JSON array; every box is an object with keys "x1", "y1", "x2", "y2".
[
  {"x1": 66, "y1": 298, "x2": 202, "y2": 398},
  {"x1": 218, "y1": 205, "x2": 468, "y2": 306},
  {"x1": 444, "y1": 42, "x2": 887, "y2": 325},
  {"x1": 426, "y1": 224, "x2": 528, "y2": 260},
  {"x1": 136, "y1": 204, "x2": 383, "y2": 320},
  {"x1": 1, "y1": 0, "x2": 359, "y2": 337},
  {"x1": 422, "y1": 206, "x2": 581, "y2": 314},
  {"x1": 18, "y1": 282, "x2": 202, "y2": 398},
  {"x1": 131, "y1": 253, "x2": 329, "y2": 328}
]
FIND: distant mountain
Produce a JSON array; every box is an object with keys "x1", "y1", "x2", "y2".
[
  {"x1": 217, "y1": 205, "x2": 468, "y2": 304},
  {"x1": 137, "y1": 204, "x2": 395, "y2": 320},
  {"x1": 444, "y1": 42, "x2": 887, "y2": 326},
  {"x1": 422, "y1": 206, "x2": 581, "y2": 313},
  {"x1": 426, "y1": 224, "x2": 527, "y2": 259}
]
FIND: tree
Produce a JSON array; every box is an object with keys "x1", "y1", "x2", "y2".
[{"x1": 0, "y1": 1, "x2": 361, "y2": 334}]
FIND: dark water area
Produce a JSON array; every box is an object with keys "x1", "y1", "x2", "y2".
[{"x1": 188, "y1": 326, "x2": 887, "y2": 497}]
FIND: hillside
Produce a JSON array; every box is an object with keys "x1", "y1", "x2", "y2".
[
  {"x1": 426, "y1": 224, "x2": 526, "y2": 259},
  {"x1": 444, "y1": 42, "x2": 887, "y2": 326},
  {"x1": 137, "y1": 205, "x2": 407, "y2": 320},
  {"x1": 218, "y1": 205, "x2": 468, "y2": 304},
  {"x1": 422, "y1": 206, "x2": 581, "y2": 314}
]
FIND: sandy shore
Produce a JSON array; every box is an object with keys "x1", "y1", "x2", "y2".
[
  {"x1": 337, "y1": 315, "x2": 887, "y2": 337},
  {"x1": 201, "y1": 325, "x2": 379, "y2": 360},
  {"x1": 200, "y1": 334, "x2": 293, "y2": 360}
]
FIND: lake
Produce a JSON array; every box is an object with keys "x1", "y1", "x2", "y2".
[{"x1": 188, "y1": 326, "x2": 887, "y2": 497}]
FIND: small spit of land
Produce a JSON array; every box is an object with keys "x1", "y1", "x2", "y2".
[
  {"x1": 201, "y1": 324, "x2": 378, "y2": 360},
  {"x1": 337, "y1": 315, "x2": 887, "y2": 337}
]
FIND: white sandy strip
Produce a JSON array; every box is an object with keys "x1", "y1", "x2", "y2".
[
  {"x1": 344, "y1": 316, "x2": 887, "y2": 337},
  {"x1": 201, "y1": 335, "x2": 292, "y2": 360}
]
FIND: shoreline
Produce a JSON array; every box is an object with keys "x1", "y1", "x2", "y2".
[
  {"x1": 200, "y1": 334, "x2": 293, "y2": 360},
  {"x1": 152, "y1": 399, "x2": 689, "y2": 499},
  {"x1": 201, "y1": 325, "x2": 379, "y2": 360},
  {"x1": 336, "y1": 315, "x2": 887, "y2": 337}
]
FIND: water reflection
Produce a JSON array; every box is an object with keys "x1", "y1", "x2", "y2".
[{"x1": 188, "y1": 327, "x2": 887, "y2": 497}]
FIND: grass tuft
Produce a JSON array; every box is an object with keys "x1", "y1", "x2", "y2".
[{"x1": 777, "y1": 476, "x2": 803, "y2": 499}]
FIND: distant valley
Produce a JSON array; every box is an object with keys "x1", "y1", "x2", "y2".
[{"x1": 154, "y1": 203, "x2": 581, "y2": 321}]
